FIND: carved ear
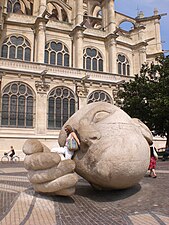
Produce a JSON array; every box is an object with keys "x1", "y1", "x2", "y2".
[{"x1": 131, "y1": 118, "x2": 153, "y2": 145}]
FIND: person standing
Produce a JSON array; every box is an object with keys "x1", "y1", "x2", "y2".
[{"x1": 51, "y1": 125, "x2": 80, "y2": 160}]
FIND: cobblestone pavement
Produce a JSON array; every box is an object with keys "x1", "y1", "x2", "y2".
[{"x1": 0, "y1": 160, "x2": 169, "y2": 225}]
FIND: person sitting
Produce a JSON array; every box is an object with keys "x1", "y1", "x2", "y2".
[
  {"x1": 51, "y1": 125, "x2": 80, "y2": 160},
  {"x1": 9, "y1": 146, "x2": 15, "y2": 160}
]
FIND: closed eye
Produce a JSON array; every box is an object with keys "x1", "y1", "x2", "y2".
[{"x1": 92, "y1": 111, "x2": 110, "y2": 123}]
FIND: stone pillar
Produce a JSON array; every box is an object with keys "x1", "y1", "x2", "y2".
[
  {"x1": 0, "y1": 2, "x2": 3, "y2": 27},
  {"x1": 38, "y1": 0, "x2": 47, "y2": 16},
  {"x1": 101, "y1": 1, "x2": 107, "y2": 31},
  {"x1": 76, "y1": 82, "x2": 89, "y2": 109},
  {"x1": 87, "y1": 0, "x2": 92, "y2": 16},
  {"x1": 139, "y1": 46, "x2": 147, "y2": 66},
  {"x1": 138, "y1": 28, "x2": 145, "y2": 42},
  {"x1": 0, "y1": 0, "x2": 6, "y2": 31},
  {"x1": 33, "y1": 1, "x2": 40, "y2": 16},
  {"x1": 3, "y1": 0, "x2": 7, "y2": 13},
  {"x1": 36, "y1": 93, "x2": 47, "y2": 134},
  {"x1": 35, "y1": 18, "x2": 48, "y2": 63},
  {"x1": 70, "y1": 26, "x2": 86, "y2": 69},
  {"x1": 106, "y1": 34, "x2": 118, "y2": 74},
  {"x1": 107, "y1": 0, "x2": 116, "y2": 33},
  {"x1": 75, "y1": 0, "x2": 83, "y2": 25},
  {"x1": 154, "y1": 9, "x2": 162, "y2": 52},
  {"x1": 101, "y1": 0, "x2": 115, "y2": 33},
  {"x1": 35, "y1": 76, "x2": 50, "y2": 135}
]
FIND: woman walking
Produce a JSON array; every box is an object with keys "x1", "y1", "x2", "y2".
[{"x1": 148, "y1": 146, "x2": 158, "y2": 178}]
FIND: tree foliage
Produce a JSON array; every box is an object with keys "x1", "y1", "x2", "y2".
[{"x1": 117, "y1": 55, "x2": 169, "y2": 146}]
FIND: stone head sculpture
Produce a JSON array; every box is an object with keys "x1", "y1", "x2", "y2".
[{"x1": 59, "y1": 102, "x2": 153, "y2": 190}]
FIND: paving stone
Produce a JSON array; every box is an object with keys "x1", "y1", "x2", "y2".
[{"x1": 0, "y1": 161, "x2": 169, "y2": 225}]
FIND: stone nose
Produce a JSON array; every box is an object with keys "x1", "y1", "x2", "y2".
[{"x1": 88, "y1": 131, "x2": 101, "y2": 140}]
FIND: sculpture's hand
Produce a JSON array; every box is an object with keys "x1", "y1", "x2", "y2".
[{"x1": 23, "y1": 139, "x2": 78, "y2": 196}]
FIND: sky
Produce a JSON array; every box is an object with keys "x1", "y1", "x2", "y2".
[{"x1": 114, "y1": 0, "x2": 169, "y2": 54}]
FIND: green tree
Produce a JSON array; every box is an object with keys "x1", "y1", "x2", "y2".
[{"x1": 117, "y1": 55, "x2": 169, "y2": 147}]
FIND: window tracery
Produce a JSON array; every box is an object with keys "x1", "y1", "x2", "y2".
[
  {"x1": 7, "y1": 0, "x2": 32, "y2": 15},
  {"x1": 117, "y1": 54, "x2": 130, "y2": 75},
  {"x1": 48, "y1": 87, "x2": 76, "y2": 129},
  {"x1": 1, "y1": 82, "x2": 34, "y2": 127},
  {"x1": 7, "y1": 0, "x2": 22, "y2": 14},
  {"x1": 87, "y1": 90, "x2": 112, "y2": 104},
  {"x1": 1, "y1": 35, "x2": 31, "y2": 61},
  {"x1": 83, "y1": 47, "x2": 103, "y2": 71},
  {"x1": 45, "y1": 41, "x2": 69, "y2": 66}
]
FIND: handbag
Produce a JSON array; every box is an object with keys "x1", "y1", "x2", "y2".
[{"x1": 67, "y1": 137, "x2": 79, "y2": 151}]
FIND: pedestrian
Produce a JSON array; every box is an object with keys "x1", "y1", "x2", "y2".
[
  {"x1": 51, "y1": 125, "x2": 80, "y2": 160},
  {"x1": 148, "y1": 145, "x2": 158, "y2": 178}
]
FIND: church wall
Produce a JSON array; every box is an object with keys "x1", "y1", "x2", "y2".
[{"x1": 0, "y1": 0, "x2": 165, "y2": 155}]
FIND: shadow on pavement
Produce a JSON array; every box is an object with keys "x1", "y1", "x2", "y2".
[{"x1": 74, "y1": 180, "x2": 141, "y2": 202}]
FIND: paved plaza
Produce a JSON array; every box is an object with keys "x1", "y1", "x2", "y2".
[{"x1": 0, "y1": 160, "x2": 169, "y2": 225}]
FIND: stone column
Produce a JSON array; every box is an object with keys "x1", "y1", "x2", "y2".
[
  {"x1": 107, "y1": 0, "x2": 116, "y2": 33},
  {"x1": 76, "y1": 82, "x2": 89, "y2": 109},
  {"x1": 70, "y1": 26, "x2": 86, "y2": 69},
  {"x1": 35, "y1": 18, "x2": 48, "y2": 63},
  {"x1": 101, "y1": 1, "x2": 107, "y2": 31},
  {"x1": 75, "y1": 0, "x2": 83, "y2": 25},
  {"x1": 0, "y1": 2, "x2": 3, "y2": 27},
  {"x1": 35, "y1": 76, "x2": 50, "y2": 135},
  {"x1": 38, "y1": 0, "x2": 47, "y2": 16},
  {"x1": 154, "y1": 8, "x2": 162, "y2": 52},
  {"x1": 33, "y1": 1, "x2": 40, "y2": 16},
  {"x1": 138, "y1": 28, "x2": 144, "y2": 42},
  {"x1": 101, "y1": 0, "x2": 115, "y2": 33},
  {"x1": 139, "y1": 46, "x2": 147, "y2": 66},
  {"x1": 3, "y1": 0, "x2": 7, "y2": 13},
  {"x1": 106, "y1": 34, "x2": 118, "y2": 74}
]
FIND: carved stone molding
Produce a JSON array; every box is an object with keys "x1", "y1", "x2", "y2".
[
  {"x1": 35, "y1": 80, "x2": 50, "y2": 93},
  {"x1": 76, "y1": 84, "x2": 89, "y2": 98},
  {"x1": 35, "y1": 76, "x2": 50, "y2": 93}
]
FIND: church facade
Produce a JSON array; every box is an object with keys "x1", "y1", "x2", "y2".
[{"x1": 0, "y1": 0, "x2": 163, "y2": 154}]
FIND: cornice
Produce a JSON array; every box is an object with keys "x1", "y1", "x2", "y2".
[
  {"x1": 146, "y1": 52, "x2": 163, "y2": 58},
  {"x1": 105, "y1": 33, "x2": 119, "y2": 41},
  {"x1": 136, "y1": 15, "x2": 161, "y2": 22},
  {"x1": 116, "y1": 39, "x2": 153, "y2": 50},
  {"x1": 0, "y1": 58, "x2": 132, "y2": 86},
  {"x1": 34, "y1": 16, "x2": 49, "y2": 27},
  {"x1": 69, "y1": 25, "x2": 86, "y2": 37}
]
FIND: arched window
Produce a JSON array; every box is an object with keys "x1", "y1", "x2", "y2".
[
  {"x1": 1, "y1": 82, "x2": 34, "y2": 127},
  {"x1": 7, "y1": 0, "x2": 22, "y2": 14},
  {"x1": 83, "y1": 48, "x2": 103, "y2": 71},
  {"x1": 87, "y1": 90, "x2": 112, "y2": 104},
  {"x1": 117, "y1": 54, "x2": 130, "y2": 75},
  {"x1": 1, "y1": 35, "x2": 31, "y2": 61},
  {"x1": 48, "y1": 87, "x2": 76, "y2": 129},
  {"x1": 45, "y1": 41, "x2": 69, "y2": 67}
]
